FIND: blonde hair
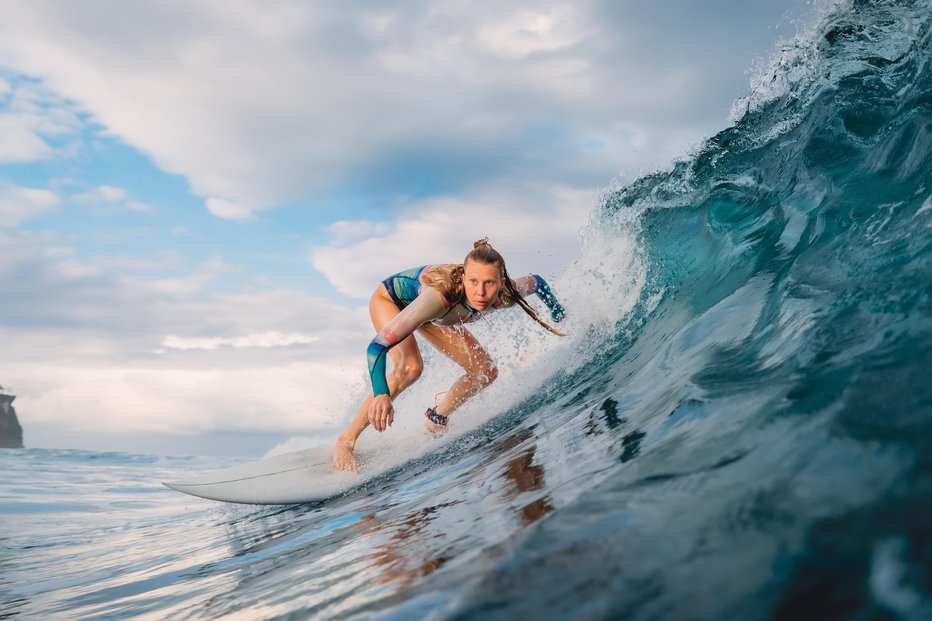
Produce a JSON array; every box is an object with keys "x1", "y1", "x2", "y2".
[
  {"x1": 423, "y1": 238, "x2": 566, "y2": 337},
  {"x1": 420, "y1": 263, "x2": 465, "y2": 301}
]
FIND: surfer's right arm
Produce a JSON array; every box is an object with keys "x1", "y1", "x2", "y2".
[{"x1": 367, "y1": 288, "x2": 449, "y2": 428}]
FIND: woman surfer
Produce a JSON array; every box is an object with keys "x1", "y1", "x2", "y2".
[{"x1": 332, "y1": 238, "x2": 566, "y2": 472}]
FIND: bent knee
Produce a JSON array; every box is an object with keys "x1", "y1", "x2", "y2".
[{"x1": 472, "y1": 360, "x2": 498, "y2": 387}]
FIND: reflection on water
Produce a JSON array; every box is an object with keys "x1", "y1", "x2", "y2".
[
  {"x1": 498, "y1": 438, "x2": 554, "y2": 526},
  {"x1": 361, "y1": 503, "x2": 454, "y2": 592},
  {"x1": 346, "y1": 432, "x2": 556, "y2": 597},
  {"x1": 620, "y1": 430, "x2": 647, "y2": 463},
  {"x1": 586, "y1": 397, "x2": 627, "y2": 435},
  {"x1": 583, "y1": 396, "x2": 646, "y2": 464}
]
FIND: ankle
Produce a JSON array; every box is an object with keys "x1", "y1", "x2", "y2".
[{"x1": 424, "y1": 407, "x2": 448, "y2": 428}]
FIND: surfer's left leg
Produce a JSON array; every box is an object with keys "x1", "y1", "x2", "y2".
[
  {"x1": 333, "y1": 286, "x2": 425, "y2": 471},
  {"x1": 416, "y1": 323, "x2": 497, "y2": 432}
]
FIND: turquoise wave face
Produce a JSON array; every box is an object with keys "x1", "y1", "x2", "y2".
[{"x1": 597, "y1": 0, "x2": 932, "y2": 443}]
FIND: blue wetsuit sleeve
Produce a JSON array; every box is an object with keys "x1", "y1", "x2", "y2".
[
  {"x1": 533, "y1": 275, "x2": 565, "y2": 322},
  {"x1": 367, "y1": 287, "x2": 449, "y2": 397},
  {"x1": 516, "y1": 274, "x2": 565, "y2": 322},
  {"x1": 367, "y1": 340, "x2": 391, "y2": 397}
]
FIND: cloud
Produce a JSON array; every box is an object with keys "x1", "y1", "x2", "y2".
[
  {"x1": 0, "y1": 114, "x2": 53, "y2": 162},
  {"x1": 325, "y1": 220, "x2": 393, "y2": 244},
  {"x1": 0, "y1": 78, "x2": 84, "y2": 162},
  {"x1": 0, "y1": 227, "x2": 373, "y2": 441},
  {"x1": 72, "y1": 185, "x2": 128, "y2": 203},
  {"x1": 0, "y1": 0, "x2": 807, "y2": 216},
  {"x1": 70, "y1": 185, "x2": 156, "y2": 215},
  {"x1": 161, "y1": 331, "x2": 320, "y2": 351},
  {"x1": 311, "y1": 182, "x2": 593, "y2": 299},
  {"x1": 125, "y1": 200, "x2": 154, "y2": 213},
  {"x1": 0, "y1": 185, "x2": 61, "y2": 226},
  {"x1": 10, "y1": 358, "x2": 364, "y2": 435},
  {"x1": 205, "y1": 197, "x2": 255, "y2": 221}
]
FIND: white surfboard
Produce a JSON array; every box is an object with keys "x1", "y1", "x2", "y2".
[{"x1": 163, "y1": 446, "x2": 365, "y2": 505}]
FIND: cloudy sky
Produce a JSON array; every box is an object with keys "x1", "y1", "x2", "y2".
[{"x1": 0, "y1": 0, "x2": 814, "y2": 456}]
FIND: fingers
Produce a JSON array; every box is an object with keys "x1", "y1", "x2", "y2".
[
  {"x1": 382, "y1": 402, "x2": 394, "y2": 430},
  {"x1": 367, "y1": 396, "x2": 394, "y2": 432}
]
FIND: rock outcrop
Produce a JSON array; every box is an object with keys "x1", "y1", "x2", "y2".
[{"x1": 0, "y1": 391, "x2": 24, "y2": 449}]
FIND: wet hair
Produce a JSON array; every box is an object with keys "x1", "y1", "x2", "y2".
[{"x1": 450, "y1": 237, "x2": 566, "y2": 336}]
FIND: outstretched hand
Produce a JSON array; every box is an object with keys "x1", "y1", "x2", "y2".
[
  {"x1": 368, "y1": 394, "x2": 394, "y2": 432},
  {"x1": 550, "y1": 302, "x2": 565, "y2": 322}
]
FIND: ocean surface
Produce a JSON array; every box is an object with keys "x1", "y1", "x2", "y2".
[{"x1": 3, "y1": 0, "x2": 932, "y2": 618}]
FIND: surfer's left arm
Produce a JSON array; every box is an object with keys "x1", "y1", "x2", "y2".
[{"x1": 513, "y1": 274, "x2": 565, "y2": 322}]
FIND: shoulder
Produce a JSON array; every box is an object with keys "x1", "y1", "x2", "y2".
[{"x1": 411, "y1": 285, "x2": 455, "y2": 315}]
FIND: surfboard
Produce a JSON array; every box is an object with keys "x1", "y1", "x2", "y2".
[{"x1": 163, "y1": 446, "x2": 363, "y2": 505}]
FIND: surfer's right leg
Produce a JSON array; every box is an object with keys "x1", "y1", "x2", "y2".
[{"x1": 332, "y1": 286, "x2": 424, "y2": 472}]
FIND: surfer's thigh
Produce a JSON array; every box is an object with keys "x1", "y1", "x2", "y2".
[{"x1": 418, "y1": 324, "x2": 496, "y2": 381}]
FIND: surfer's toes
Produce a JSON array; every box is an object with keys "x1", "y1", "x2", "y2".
[
  {"x1": 331, "y1": 440, "x2": 359, "y2": 472},
  {"x1": 332, "y1": 457, "x2": 357, "y2": 472}
]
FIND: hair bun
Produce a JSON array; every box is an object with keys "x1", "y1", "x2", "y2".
[{"x1": 473, "y1": 237, "x2": 490, "y2": 249}]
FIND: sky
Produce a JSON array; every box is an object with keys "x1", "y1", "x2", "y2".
[{"x1": 0, "y1": 0, "x2": 816, "y2": 456}]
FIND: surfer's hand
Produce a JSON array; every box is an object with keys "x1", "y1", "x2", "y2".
[
  {"x1": 550, "y1": 302, "x2": 565, "y2": 322},
  {"x1": 368, "y1": 394, "x2": 394, "y2": 432}
]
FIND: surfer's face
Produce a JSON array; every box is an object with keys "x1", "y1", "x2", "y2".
[{"x1": 463, "y1": 260, "x2": 502, "y2": 311}]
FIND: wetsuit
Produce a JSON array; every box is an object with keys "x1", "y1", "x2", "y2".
[{"x1": 367, "y1": 265, "x2": 565, "y2": 397}]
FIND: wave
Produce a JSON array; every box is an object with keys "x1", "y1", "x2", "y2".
[{"x1": 496, "y1": 0, "x2": 932, "y2": 616}]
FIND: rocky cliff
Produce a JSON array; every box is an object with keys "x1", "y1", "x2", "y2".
[{"x1": 0, "y1": 392, "x2": 24, "y2": 449}]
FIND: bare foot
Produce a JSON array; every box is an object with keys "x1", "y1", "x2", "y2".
[
  {"x1": 423, "y1": 418, "x2": 448, "y2": 436},
  {"x1": 331, "y1": 435, "x2": 359, "y2": 472}
]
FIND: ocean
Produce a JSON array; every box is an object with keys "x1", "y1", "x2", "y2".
[{"x1": 2, "y1": 0, "x2": 931, "y2": 618}]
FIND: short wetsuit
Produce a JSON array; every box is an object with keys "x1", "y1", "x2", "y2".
[{"x1": 367, "y1": 265, "x2": 565, "y2": 397}]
